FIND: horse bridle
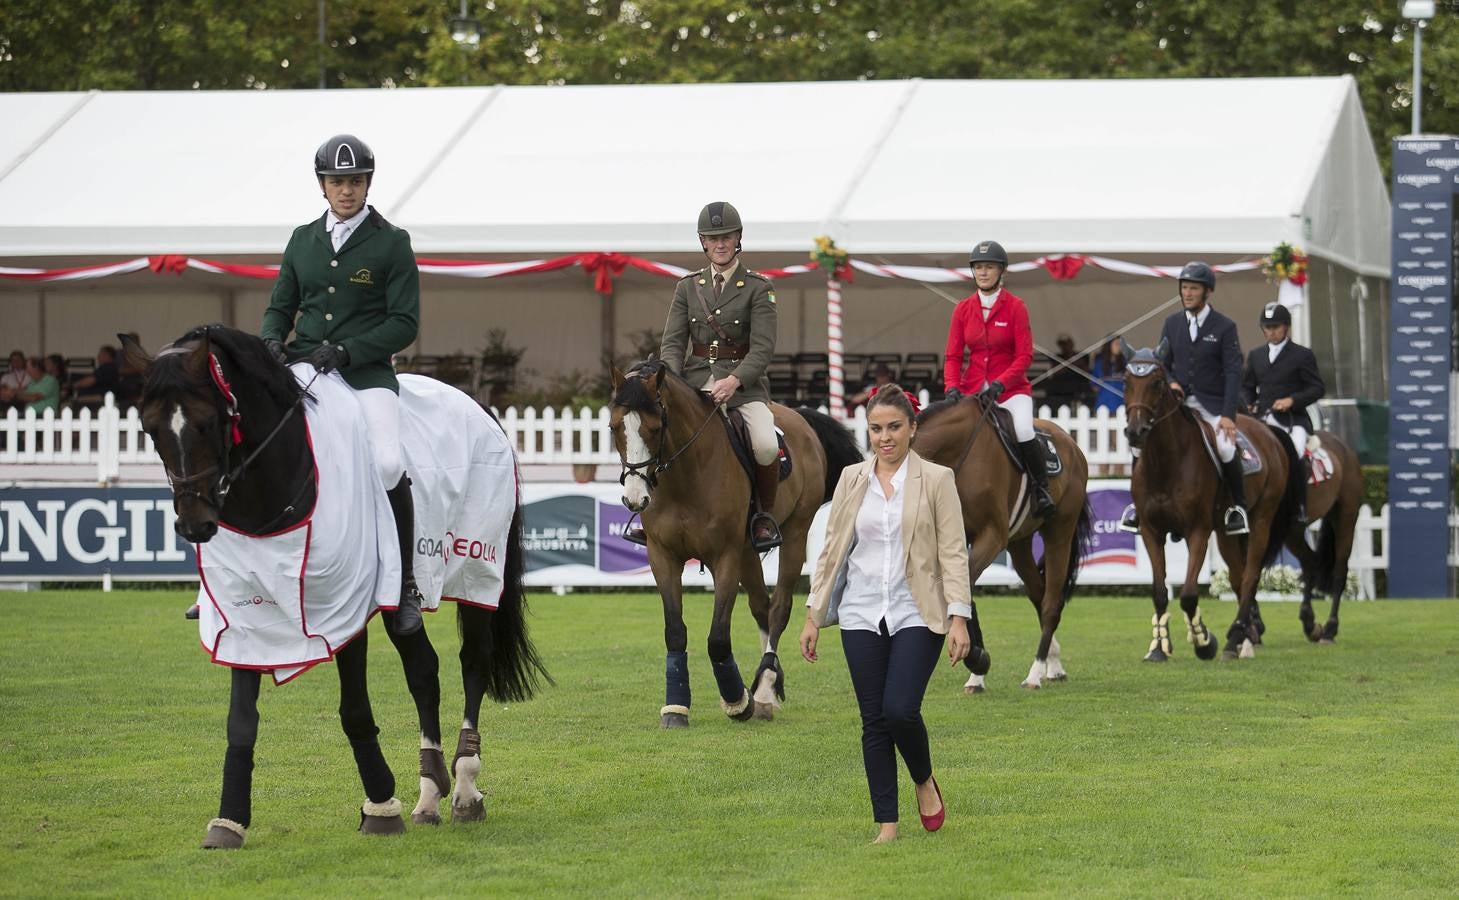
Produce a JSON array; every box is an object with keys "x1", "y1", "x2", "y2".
[
  {"x1": 156, "y1": 337, "x2": 319, "y2": 512},
  {"x1": 617, "y1": 375, "x2": 721, "y2": 491},
  {"x1": 1122, "y1": 362, "x2": 1185, "y2": 435}
]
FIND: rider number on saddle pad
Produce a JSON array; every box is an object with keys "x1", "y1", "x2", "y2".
[{"x1": 1034, "y1": 429, "x2": 1062, "y2": 478}]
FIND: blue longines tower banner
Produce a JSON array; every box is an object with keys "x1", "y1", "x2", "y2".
[{"x1": 1388, "y1": 137, "x2": 1456, "y2": 598}]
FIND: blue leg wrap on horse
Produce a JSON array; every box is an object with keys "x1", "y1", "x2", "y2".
[
  {"x1": 710, "y1": 653, "x2": 746, "y2": 704},
  {"x1": 664, "y1": 652, "x2": 691, "y2": 709}
]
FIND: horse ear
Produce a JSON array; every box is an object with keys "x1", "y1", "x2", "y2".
[
  {"x1": 1154, "y1": 336, "x2": 1170, "y2": 362},
  {"x1": 610, "y1": 366, "x2": 625, "y2": 391},
  {"x1": 117, "y1": 332, "x2": 153, "y2": 373},
  {"x1": 1119, "y1": 337, "x2": 1134, "y2": 360}
]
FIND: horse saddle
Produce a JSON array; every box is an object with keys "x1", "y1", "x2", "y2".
[
  {"x1": 988, "y1": 405, "x2": 1063, "y2": 477},
  {"x1": 722, "y1": 408, "x2": 792, "y2": 485},
  {"x1": 1194, "y1": 417, "x2": 1263, "y2": 475}
]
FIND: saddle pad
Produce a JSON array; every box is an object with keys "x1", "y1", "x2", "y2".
[
  {"x1": 989, "y1": 405, "x2": 1063, "y2": 477},
  {"x1": 722, "y1": 408, "x2": 792, "y2": 482},
  {"x1": 1196, "y1": 417, "x2": 1263, "y2": 475}
]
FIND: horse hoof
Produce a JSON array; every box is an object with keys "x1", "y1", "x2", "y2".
[
  {"x1": 751, "y1": 702, "x2": 776, "y2": 722},
  {"x1": 660, "y1": 712, "x2": 689, "y2": 729},
  {"x1": 1220, "y1": 649, "x2": 1239, "y2": 661},
  {"x1": 1142, "y1": 648, "x2": 1169, "y2": 663},
  {"x1": 1021, "y1": 680, "x2": 1041, "y2": 690},
  {"x1": 1046, "y1": 672, "x2": 1068, "y2": 682},
  {"x1": 728, "y1": 698, "x2": 758, "y2": 723},
  {"x1": 201, "y1": 818, "x2": 245, "y2": 850},
  {"x1": 1319, "y1": 638, "x2": 1336, "y2": 646},
  {"x1": 411, "y1": 811, "x2": 442, "y2": 826},
  {"x1": 1305, "y1": 627, "x2": 1323, "y2": 643},
  {"x1": 1238, "y1": 639, "x2": 1256, "y2": 659},
  {"x1": 451, "y1": 797, "x2": 485, "y2": 823},
  {"x1": 964, "y1": 684, "x2": 985, "y2": 695},
  {"x1": 968, "y1": 646, "x2": 992, "y2": 677},
  {"x1": 1193, "y1": 640, "x2": 1218, "y2": 661}
]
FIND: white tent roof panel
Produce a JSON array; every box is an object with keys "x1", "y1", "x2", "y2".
[{"x1": 0, "y1": 77, "x2": 1389, "y2": 274}]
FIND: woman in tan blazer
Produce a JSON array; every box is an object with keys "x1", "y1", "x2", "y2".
[{"x1": 800, "y1": 384, "x2": 971, "y2": 843}]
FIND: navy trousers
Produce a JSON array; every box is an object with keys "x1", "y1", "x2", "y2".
[{"x1": 841, "y1": 623, "x2": 944, "y2": 823}]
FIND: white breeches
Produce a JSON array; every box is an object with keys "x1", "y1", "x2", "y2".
[
  {"x1": 1186, "y1": 396, "x2": 1235, "y2": 463},
  {"x1": 999, "y1": 393, "x2": 1036, "y2": 442},
  {"x1": 1263, "y1": 414, "x2": 1308, "y2": 458},
  {"x1": 357, "y1": 387, "x2": 405, "y2": 487}
]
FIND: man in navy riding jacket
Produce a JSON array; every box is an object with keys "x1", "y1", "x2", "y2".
[
  {"x1": 1241, "y1": 301, "x2": 1325, "y2": 522},
  {"x1": 1120, "y1": 261, "x2": 1249, "y2": 536}
]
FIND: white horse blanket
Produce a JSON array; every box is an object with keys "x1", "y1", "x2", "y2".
[{"x1": 197, "y1": 367, "x2": 516, "y2": 684}]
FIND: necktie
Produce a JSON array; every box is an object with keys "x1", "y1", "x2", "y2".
[
  {"x1": 332, "y1": 222, "x2": 350, "y2": 252},
  {"x1": 714, "y1": 273, "x2": 724, "y2": 301},
  {"x1": 1188, "y1": 315, "x2": 1198, "y2": 342}
]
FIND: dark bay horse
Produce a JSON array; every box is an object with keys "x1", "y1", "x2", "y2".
[
  {"x1": 913, "y1": 395, "x2": 1093, "y2": 691},
  {"x1": 121, "y1": 326, "x2": 547, "y2": 848},
  {"x1": 1282, "y1": 431, "x2": 1362, "y2": 643},
  {"x1": 1122, "y1": 341, "x2": 1303, "y2": 662},
  {"x1": 609, "y1": 359, "x2": 862, "y2": 727}
]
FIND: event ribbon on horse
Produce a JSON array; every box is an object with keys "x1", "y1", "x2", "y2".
[{"x1": 208, "y1": 353, "x2": 244, "y2": 446}]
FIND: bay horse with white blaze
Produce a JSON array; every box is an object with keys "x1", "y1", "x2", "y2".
[
  {"x1": 912, "y1": 394, "x2": 1093, "y2": 690},
  {"x1": 1122, "y1": 339, "x2": 1303, "y2": 661},
  {"x1": 610, "y1": 359, "x2": 863, "y2": 727},
  {"x1": 122, "y1": 326, "x2": 548, "y2": 848}
]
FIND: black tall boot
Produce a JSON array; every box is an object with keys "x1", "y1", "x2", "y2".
[
  {"x1": 1297, "y1": 457, "x2": 1310, "y2": 524},
  {"x1": 386, "y1": 474, "x2": 424, "y2": 636},
  {"x1": 750, "y1": 462, "x2": 783, "y2": 551},
  {"x1": 1019, "y1": 439, "x2": 1056, "y2": 519},
  {"x1": 1220, "y1": 458, "x2": 1250, "y2": 535}
]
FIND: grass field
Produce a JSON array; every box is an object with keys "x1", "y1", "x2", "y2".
[{"x1": 2, "y1": 590, "x2": 1457, "y2": 898}]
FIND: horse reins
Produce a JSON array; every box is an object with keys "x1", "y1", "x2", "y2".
[
  {"x1": 952, "y1": 395, "x2": 996, "y2": 473},
  {"x1": 618, "y1": 376, "x2": 722, "y2": 490}
]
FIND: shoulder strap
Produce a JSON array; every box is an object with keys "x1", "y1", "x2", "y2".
[{"x1": 693, "y1": 276, "x2": 734, "y2": 345}]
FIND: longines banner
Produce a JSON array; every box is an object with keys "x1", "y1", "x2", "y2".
[
  {"x1": 1, "y1": 481, "x2": 1204, "y2": 588},
  {"x1": 1389, "y1": 136, "x2": 1456, "y2": 598}
]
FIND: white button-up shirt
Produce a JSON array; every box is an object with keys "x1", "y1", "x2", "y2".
[
  {"x1": 1186, "y1": 304, "x2": 1211, "y2": 341},
  {"x1": 838, "y1": 456, "x2": 927, "y2": 635},
  {"x1": 1267, "y1": 338, "x2": 1288, "y2": 363},
  {"x1": 326, "y1": 205, "x2": 369, "y2": 253}
]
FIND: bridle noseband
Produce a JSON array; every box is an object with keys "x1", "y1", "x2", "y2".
[
  {"x1": 616, "y1": 373, "x2": 721, "y2": 492},
  {"x1": 1123, "y1": 360, "x2": 1183, "y2": 437}
]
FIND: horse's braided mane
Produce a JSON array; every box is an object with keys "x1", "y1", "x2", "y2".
[
  {"x1": 612, "y1": 358, "x2": 711, "y2": 414},
  {"x1": 148, "y1": 324, "x2": 305, "y2": 409}
]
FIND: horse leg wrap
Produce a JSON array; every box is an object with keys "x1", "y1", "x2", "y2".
[
  {"x1": 452, "y1": 727, "x2": 481, "y2": 773},
  {"x1": 751, "y1": 652, "x2": 786, "y2": 702},
  {"x1": 711, "y1": 654, "x2": 748, "y2": 709},
  {"x1": 1148, "y1": 612, "x2": 1172, "y2": 656},
  {"x1": 664, "y1": 651, "x2": 691, "y2": 711},
  {"x1": 1183, "y1": 609, "x2": 1212, "y2": 647},
  {"x1": 451, "y1": 728, "x2": 485, "y2": 823},
  {"x1": 359, "y1": 797, "x2": 406, "y2": 836},
  {"x1": 218, "y1": 745, "x2": 255, "y2": 828},
  {"x1": 413, "y1": 748, "x2": 450, "y2": 825}
]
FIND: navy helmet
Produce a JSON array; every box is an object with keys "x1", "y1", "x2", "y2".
[{"x1": 1177, "y1": 261, "x2": 1216, "y2": 290}]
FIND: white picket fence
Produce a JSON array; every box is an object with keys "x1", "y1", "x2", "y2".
[{"x1": 3, "y1": 393, "x2": 1455, "y2": 593}]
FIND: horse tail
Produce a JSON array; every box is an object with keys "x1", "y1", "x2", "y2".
[
  {"x1": 1063, "y1": 499, "x2": 1095, "y2": 603},
  {"x1": 1260, "y1": 423, "x2": 1305, "y2": 569},
  {"x1": 794, "y1": 407, "x2": 863, "y2": 502},
  {"x1": 1311, "y1": 515, "x2": 1338, "y2": 596},
  {"x1": 457, "y1": 463, "x2": 553, "y2": 704}
]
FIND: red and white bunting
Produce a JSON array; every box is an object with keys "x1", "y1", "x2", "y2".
[{"x1": 0, "y1": 251, "x2": 1264, "y2": 291}]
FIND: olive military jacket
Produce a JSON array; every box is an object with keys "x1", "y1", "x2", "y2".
[
  {"x1": 658, "y1": 263, "x2": 777, "y2": 408},
  {"x1": 261, "y1": 206, "x2": 419, "y2": 393}
]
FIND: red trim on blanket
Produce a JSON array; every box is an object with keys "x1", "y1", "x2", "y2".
[{"x1": 441, "y1": 595, "x2": 501, "y2": 610}]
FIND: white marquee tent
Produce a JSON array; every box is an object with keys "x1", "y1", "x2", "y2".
[{"x1": 0, "y1": 76, "x2": 1390, "y2": 416}]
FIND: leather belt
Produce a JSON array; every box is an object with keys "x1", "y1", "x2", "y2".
[{"x1": 691, "y1": 340, "x2": 746, "y2": 362}]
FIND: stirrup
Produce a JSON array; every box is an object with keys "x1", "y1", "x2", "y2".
[
  {"x1": 749, "y1": 513, "x2": 783, "y2": 552},
  {"x1": 1118, "y1": 503, "x2": 1140, "y2": 534},
  {"x1": 621, "y1": 513, "x2": 648, "y2": 546},
  {"x1": 1224, "y1": 505, "x2": 1250, "y2": 536}
]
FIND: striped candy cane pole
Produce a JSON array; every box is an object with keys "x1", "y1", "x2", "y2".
[{"x1": 826, "y1": 274, "x2": 846, "y2": 420}]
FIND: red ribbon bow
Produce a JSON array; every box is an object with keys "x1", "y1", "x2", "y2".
[
  {"x1": 579, "y1": 252, "x2": 628, "y2": 295},
  {"x1": 867, "y1": 385, "x2": 921, "y2": 415}
]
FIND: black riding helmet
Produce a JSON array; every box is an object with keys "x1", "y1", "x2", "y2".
[
  {"x1": 1177, "y1": 261, "x2": 1216, "y2": 290},
  {"x1": 315, "y1": 134, "x2": 375, "y2": 178},
  {"x1": 969, "y1": 240, "x2": 1009, "y2": 267},
  {"x1": 1259, "y1": 302, "x2": 1292, "y2": 328}
]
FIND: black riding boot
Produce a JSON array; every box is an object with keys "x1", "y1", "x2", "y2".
[
  {"x1": 1297, "y1": 457, "x2": 1310, "y2": 525},
  {"x1": 1221, "y1": 458, "x2": 1250, "y2": 535},
  {"x1": 386, "y1": 474, "x2": 424, "y2": 636},
  {"x1": 1019, "y1": 439, "x2": 1056, "y2": 519},
  {"x1": 750, "y1": 462, "x2": 784, "y2": 551}
]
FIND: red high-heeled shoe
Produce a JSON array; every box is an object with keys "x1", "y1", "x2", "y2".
[{"x1": 919, "y1": 776, "x2": 945, "y2": 832}]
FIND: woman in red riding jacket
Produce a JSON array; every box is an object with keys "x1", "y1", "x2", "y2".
[{"x1": 942, "y1": 239, "x2": 1054, "y2": 517}]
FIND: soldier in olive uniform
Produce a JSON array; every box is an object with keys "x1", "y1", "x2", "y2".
[
  {"x1": 260, "y1": 134, "x2": 425, "y2": 636},
  {"x1": 625, "y1": 201, "x2": 783, "y2": 550}
]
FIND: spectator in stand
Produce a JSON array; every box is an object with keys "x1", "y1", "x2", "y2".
[
  {"x1": 71, "y1": 345, "x2": 120, "y2": 407},
  {"x1": 14, "y1": 356, "x2": 60, "y2": 414},
  {"x1": 848, "y1": 363, "x2": 895, "y2": 409},
  {"x1": 0, "y1": 350, "x2": 30, "y2": 411},
  {"x1": 117, "y1": 331, "x2": 146, "y2": 407},
  {"x1": 1091, "y1": 339, "x2": 1126, "y2": 412},
  {"x1": 1040, "y1": 334, "x2": 1091, "y2": 413}
]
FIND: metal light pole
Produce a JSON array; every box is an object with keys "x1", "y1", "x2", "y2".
[
  {"x1": 449, "y1": 0, "x2": 483, "y2": 85},
  {"x1": 1402, "y1": 0, "x2": 1436, "y2": 134}
]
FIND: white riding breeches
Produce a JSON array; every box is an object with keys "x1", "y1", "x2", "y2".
[
  {"x1": 705, "y1": 395, "x2": 778, "y2": 466},
  {"x1": 1263, "y1": 414, "x2": 1308, "y2": 458},
  {"x1": 356, "y1": 386, "x2": 406, "y2": 488},
  {"x1": 1186, "y1": 396, "x2": 1236, "y2": 463},
  {"x1": 999, "y1": 393, "x2": 1036, "y2": 442}
]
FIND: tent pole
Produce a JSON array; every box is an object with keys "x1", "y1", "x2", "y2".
[
  {"x1": 826, "y1": 273, "x2": 846, "y2": 420},
  {"x1": 37, "y1": 290, "x2": 46, "y2": 355}
]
